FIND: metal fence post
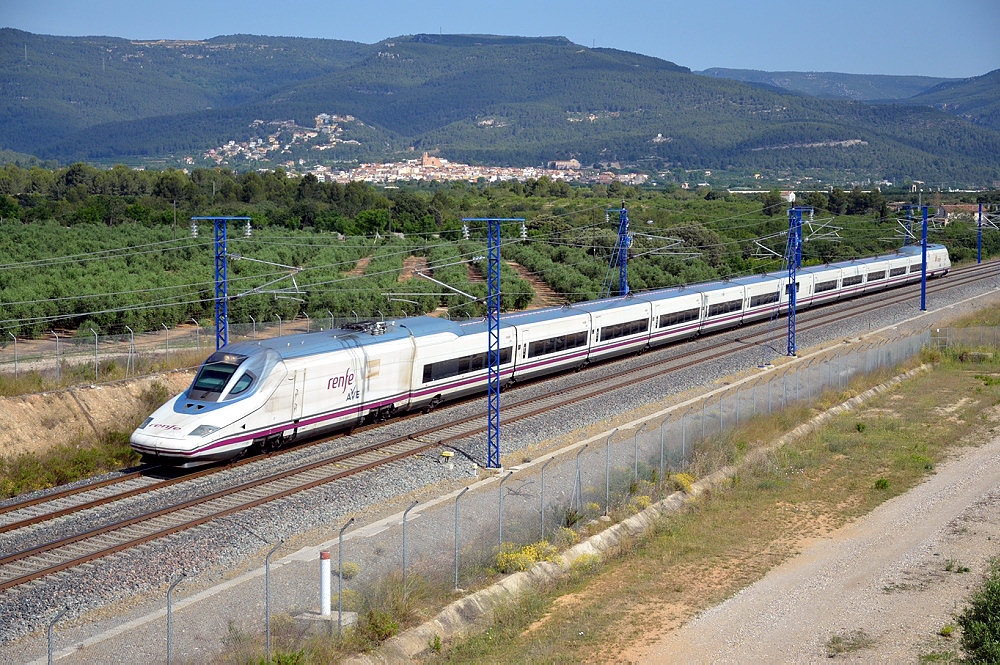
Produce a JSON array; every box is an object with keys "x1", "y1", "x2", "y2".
[
  {"x1": 681, "y1": 410, "x2": 688, "y2": 462},
  {"x1": 402, "y1": 500, "x2": 418, "y2": 598},
  {"x1": 266, "y1": 540, "x2": 283, "y2": 657},
  {"x1": 191, "y1": 318, "x2": 200, "y2": 351},
  {"x1": 337, "y1": 518, "x2": 354, "y2": 640},
  {"x1": 328, "y1": 310, "x2": 335, "y2": 330},
  {"x1": 162, "y1": 323, "x2": 169, "y2": 365},
  {"x1": 539, "y1": 458, "x2": 555, "y2": 539},
  {"x1": 454, "y1": 488, "x2": 469, "y2": 590},
  {"x1": 633, "y1": 422, "x2": 646, "y2": 481},
  {"x1": 53, "y1": 330, "x2": 60, "y2": 381},
  {"x1": 167, "y1": 573, "x2": 186, "y2": 665},
  {"x1": 658, "y1": 416, "x2": 669, "y2": 482},
  {"x1": 47, "y1": 608, "x2": 68, "y2": 665},
  {"x1": 735, "y1": 387, "x2": 740, "y2": 427},
  {"x1": 702, "y1": 399, "x2": 706, "y2": 440},
  {"x1": 498, "y1": 471, "x2": 513, "y2": 546},
  {"x1": 574, "y1": 445, "x2": 588, "y2": 512},
  {"x1": 8, "y1": 332, "x2": 16, "y2": 379},
  {"x1": 91, "y1": 328, "x2": 99, "y2": 381},
  {"x1": 719, "y1": 391, "x2": 724, "y2": 433},
  {"x1": 605, "y1": 429, "x2": 617, "y2": 515},
  {"x1": 249, "y1": 314, "x2": 256, "y2": 339},
  {"x1": 125, "y1": 325, "x2": 135, "y2": 378},
  {"x1": 277, "y1": 314, "x2": 282, "y2": 338}
]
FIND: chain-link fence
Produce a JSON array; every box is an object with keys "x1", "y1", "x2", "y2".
[{"x1": 31, "y1": 329, "x2": 943, "y2": 662}]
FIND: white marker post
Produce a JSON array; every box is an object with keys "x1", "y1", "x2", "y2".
[{"x1": 320, "y1": 551, "x2": 332, "y2": 616}]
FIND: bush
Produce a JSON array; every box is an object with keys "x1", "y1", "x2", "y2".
[
  {"x1": 337, "y1": 562, "x2": 360, "y2": 580},
  {"x1": 494, "y1": 541, "x2": 559, "y2": 574},
  {"x1": 672, "y1": 473, "x2": 695, "y2": 493},
  {"x1": 959, "y1": 558, "x2": 1000, "y2": 662},
  {"x1": 356, "y1": 609, "x2": 398, "y2": 644},
  {"x1": 874, "y1": 477, "x2": 890, "y2": 490}
]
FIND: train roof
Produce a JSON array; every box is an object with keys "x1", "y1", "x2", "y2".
[
  {"x1": 221, "y1": 316, "x2": 470, "y2": 360},
  {"x1": 218, "y1": 244, "x2": 947, "y2": 360}
]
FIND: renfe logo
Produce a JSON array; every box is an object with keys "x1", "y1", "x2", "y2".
[{"x1": 327, "y1": 368, "x2": 356, "y2": 394}]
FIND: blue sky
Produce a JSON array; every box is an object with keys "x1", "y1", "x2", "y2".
[{"x1": 3, "y1": 0, "x2": 998, "y2": 78}]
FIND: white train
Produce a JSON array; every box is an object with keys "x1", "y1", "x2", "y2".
[{"x1": 131, "y1": 244, "x2": 950, "y2": 465}]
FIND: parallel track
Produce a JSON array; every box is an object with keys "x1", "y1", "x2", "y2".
[{"x1": 0, "y1": 260, "x2": 993, "y2": 592}]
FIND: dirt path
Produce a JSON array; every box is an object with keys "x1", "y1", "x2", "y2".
[
  {"x1": 505, "y1": 260, "x2": 566, "y2": 309},
  {"x1": 345, "y1": 255, "x2": 371, "y2": 277},
  {"x1": 398, "y1": 255, "x2": 428, "y2": 282},
  {"x1": 467, "y1": 262, "x2": 484, "y2": 284},
  {"x1": 629, "y1": 435, "x2": 1000, "y2": 663}
]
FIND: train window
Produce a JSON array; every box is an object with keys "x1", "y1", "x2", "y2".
[
  {"x1": 784, "y1": 282, "x2": 800, "y2": 295},
  {"x1": 889, "y1": 267, "x2": 906, "y2": 277},
  {"x1": 528, "y1": 331, "x2": 588, "y2": 358},
  {"x1": 422, "y1": 347, "x2": 513, "y2": 383},
  {"x1": 599, "y1": 318, "x2": 649, "y2": 342},
  {"x1": 749, "y1": 292, "x2": 779, "y2": 308},
  {"x1": 867, "y1": 271, "x2": 885, "y2": 281},
  {"x1": 707, "y1": 299, "x2": 742, "y2": 317},
  {"x1": 815, "y1": 280, "x2": 838, "y2": 293},
  {"x1": 191, "y1": 353, "x2": 247, "y2": 398},
  {"x1": 658, "y1": 307, "x2": 700, "y2": 327},
  {"x1": 842, "y1": 275, "x2": 863, "y2": 287},
  {"x1": 227, "y1": 373, "x2": 255, "y2": 397}
]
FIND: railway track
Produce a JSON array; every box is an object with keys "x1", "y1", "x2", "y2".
[{"x1": 0, "y1": 259, "x2": 993, "y2": 593}]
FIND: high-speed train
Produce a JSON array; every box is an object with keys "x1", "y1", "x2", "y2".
[{"x1": 131, "y1": 244, "x2": 950, "y2": 465}]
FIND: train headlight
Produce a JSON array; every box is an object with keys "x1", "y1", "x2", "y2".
[
  {"x1": 191, "y1": 425, "x2": 221, "y2": 437},
  {"x1": 137, "y1": 417, "x2": 153, "y2": 429}
]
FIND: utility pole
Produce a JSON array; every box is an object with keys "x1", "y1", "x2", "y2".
[
  {"x1": 192, "y1": 216, "x2": 251, "y2": 349},
  {"x1": 786, "y1": 207, "x2": 803, "y2": 356},
  {"x1": 921, "y1": 206, "x2": 928, "y2": 312},
  {"x1": 463, "y1": 218, "x2": 524, "y2": 470}
]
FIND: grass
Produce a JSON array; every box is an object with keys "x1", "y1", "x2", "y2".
[{"x1": 825, "y1": 629, "x2": 875, "y2": 656}]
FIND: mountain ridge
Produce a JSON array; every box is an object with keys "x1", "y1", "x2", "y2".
[{"x1": 2, "y1": 30, "x2": 998, "y2": 184}]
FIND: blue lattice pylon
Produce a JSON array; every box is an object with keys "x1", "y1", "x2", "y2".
[
  {"x1": 486, "y1": 217, "x2": 501, "y2": 468},
  {"x1": 787, "y1": 208, "x2": 803, "y2": 356},
  {"x1": 600, "y1": 204, "x2": 631, "y2": 298},
  {"x1": 192, "y1": 217, "x2": 251, "y2": 350},
  {"x1": 921, "y1": 206, "x2": 928, "y2": 311},
  {"x1": 463, "y1": 218, "x2": 524, "y2": 469}
]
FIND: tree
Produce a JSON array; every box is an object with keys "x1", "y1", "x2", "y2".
[
  {"x1": 828, "y1": 187, "x2": 847, "y2": 215},
  {"x1": 759, "y1": 190, "x2": 783, "y2": 216}
]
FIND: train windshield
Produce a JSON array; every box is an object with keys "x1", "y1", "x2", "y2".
[{"x1": 190, "y1": 353, "x2": 247, "y2": 399}]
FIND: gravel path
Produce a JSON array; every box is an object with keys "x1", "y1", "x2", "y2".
[{"x1": 635, "y1": 431, "x2": 1000, "y2": 663}]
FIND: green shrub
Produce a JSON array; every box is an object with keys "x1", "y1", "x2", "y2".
[
  {"x1": 958, "y1": 558, "x2": 1000, "y2": 662},
  {"x1": 874, "y1": 477, "x2": 890, "y2": 490},
  {"x1": 337, "y1": 561, "x2": 360, "y2": 580},
  {"x1": 356, "y1": 609, "x2": 398, "y2": 644}
]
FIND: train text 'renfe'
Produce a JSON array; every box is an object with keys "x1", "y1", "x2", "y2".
[{"x1": 327, "y1": 368, "x2": 356, "y2": 393}]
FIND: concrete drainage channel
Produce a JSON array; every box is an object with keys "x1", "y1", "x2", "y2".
[{"x1": 347, "y1": 364, "x2": 930, "y2": 664}]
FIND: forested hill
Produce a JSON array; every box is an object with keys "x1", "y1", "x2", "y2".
[
  {"x1": 902, "y1": 69, "x2": 1000, "y2": 133},
  {"x1": 3, "y1": 30, "x2": 1000, "y2": 184},
  {"x1": 696, "y1": 68, "x2": 952, "y2": 101}
]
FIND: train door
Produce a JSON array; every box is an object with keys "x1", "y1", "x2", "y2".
[{"x1": 289, "y1": 369, "x2": 306, "y2": 422}]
